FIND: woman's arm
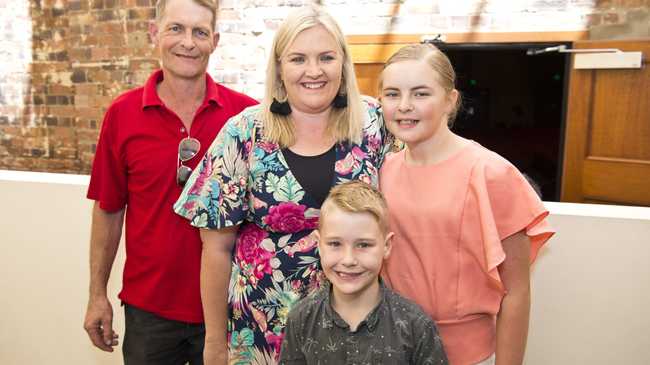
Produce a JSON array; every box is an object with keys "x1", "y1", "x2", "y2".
[
  {"x1": 495, "y1": 230, "x2": 531, "y2": 365},
  {"x1": 200, "y1": 226, "x2": 239, "y2": 365}
]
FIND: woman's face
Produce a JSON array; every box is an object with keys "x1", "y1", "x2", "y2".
[{"x1": 279, "y1": 25, "x2": 343, "y2": 115}]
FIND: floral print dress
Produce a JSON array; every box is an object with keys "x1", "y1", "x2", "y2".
[{"x1": 174, "y1": 98, "x2": 392, "y2": 365}]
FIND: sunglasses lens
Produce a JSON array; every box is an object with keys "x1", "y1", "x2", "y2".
[
  {"x1": 177, "y1": 165, "x2": 193, "y2": 186},
  {"x1": 179, "y1": 138, "x2": 201, "y2": 161}
]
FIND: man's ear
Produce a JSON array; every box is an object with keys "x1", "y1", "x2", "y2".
[
  {"x1": 212, "y1": 32, "x2": 220, "y2": 49},
  {"x1": 148, "y1": 21, "x2": 160, "y2": 46},
  {"x1": 383, "y1": 232, "x2": 394, "y2": 259}
]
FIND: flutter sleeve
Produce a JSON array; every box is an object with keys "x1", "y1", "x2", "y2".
[
  {"x1": 468, "y1": 151, "x2": 555, "y2": 286},
  {"x1": 173, "y1": 108, "x2": 257, "y2": 229}
]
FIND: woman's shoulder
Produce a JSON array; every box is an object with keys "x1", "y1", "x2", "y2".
[
  {"x1": 360, "y1": 95, "x2": 380, "y2": 110},
  {"x1": 221, "y1": 104, "x2": 265, "y2": 137}
]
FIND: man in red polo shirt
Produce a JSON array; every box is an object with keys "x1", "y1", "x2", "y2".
[{"x1": 83, "y1": 0, "x2": 257, "y2": 363}]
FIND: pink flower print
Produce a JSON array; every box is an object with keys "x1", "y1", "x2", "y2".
[
  {"x1": 351, "y1": 146, "x2": 367, "y2": 160},
  {"x1": 236, "y1": 225, "x2": 274, "y2": 286},
  {"x1": 335, "y1": 152, "x2": 355, "y2": 175},
  {"x1": 366, "y1": 135, "x2": 380, "y2": 152},
  {"x1": 265, "y1": 331, "x2": 284, "y2": 357},
  {"x1": 263, "y1": 202, "x2": 313, "y2": 233},
  {"x1": 222, "y1": 181, "x2": 240, "y2": 201},
  {"x1": 284, "y1": 233, "x2": 318, "y2": 257},
  {"x1": 188, "y1": 156, "x2": 213, "y2": 195},
  {"x1": 253, "y1": 196, "x2": 268, "y2": 210},
  {"x1": 258, "y1": 141, "x2": 278, "y2": 154},
  {"x1": 182, "y1": 200, "x2": 196, "y2": 213}
]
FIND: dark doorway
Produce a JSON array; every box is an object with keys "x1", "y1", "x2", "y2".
[{"x1": 439, "y1": 43, "x2": 569, "y2": 201}]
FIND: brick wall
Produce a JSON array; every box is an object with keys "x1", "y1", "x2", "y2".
[{"x1": 0, "y1": 0, "x2": 648, "y2": 174}]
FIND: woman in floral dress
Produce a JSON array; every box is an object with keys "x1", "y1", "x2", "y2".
[{"x1": 173, "y1": 5, "x2": 393, "y2": 365}]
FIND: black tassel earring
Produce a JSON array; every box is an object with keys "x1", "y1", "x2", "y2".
[
  {"x1": 270, "y1": 98, "x2": 291, "y2": 116},
  {"x1": 332, "y1": 94, "x2": 348, "y2": 108}
]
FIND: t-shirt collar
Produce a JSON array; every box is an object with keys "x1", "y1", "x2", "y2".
[{"x1": 141, "y1": 69, "x2": 222, "y2": 109}]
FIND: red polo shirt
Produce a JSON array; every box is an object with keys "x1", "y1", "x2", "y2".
[{"x1": 87, "y1": 70, "x2": 257, "y2": 323}]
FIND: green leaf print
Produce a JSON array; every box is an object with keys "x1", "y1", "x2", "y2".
[
  {"x1": 231, "y1": 328, "x2": 255, "y2": 347},
  {"x1": 277, "y1": 175, "x2": 305, "y2": 203},
  {"x1": 265, "y1": 173, "x2": 281, "y2": 196},
  {"x1": 265, "y1": 173, "x2": 305, "y2": 203}
]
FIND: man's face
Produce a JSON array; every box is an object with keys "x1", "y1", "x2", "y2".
[
  {"x1": 149, "y1": 0, "x2": 218, "y2": 81},
  {"x1": 316, "y1": 205, "x2": 393, "y2": 302}
]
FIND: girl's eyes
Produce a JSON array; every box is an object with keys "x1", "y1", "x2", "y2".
[
  {"x1": 414, "y1": 91, "x2": 431, "y2": 97},
  {"x1": 382, "y1": 91, "x2": 399, "y2": 98},
  {"x1": 326, "y1": 241, "x2": 341, "y2": 247},
  {"x1": 169, "y1": 25, "x2": 182, "y2": 32}
]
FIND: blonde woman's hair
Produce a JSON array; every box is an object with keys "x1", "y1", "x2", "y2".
[
  {"x1": 155, "y1": 0, "x2": 219, "y2": 30},
  {"x1": 261, "y1": 5, "x2": 363, "y2": 147},
  {"x1": 381, "y1": 43, "x2": 462, "y2": 124},
  {"x1": 320, "y1": 181, "x2": 390, "y2": 235}
]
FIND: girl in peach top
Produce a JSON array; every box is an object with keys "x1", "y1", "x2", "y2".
[{"x1": 378, "y1": 44, "x2": 555, "y2": 365}]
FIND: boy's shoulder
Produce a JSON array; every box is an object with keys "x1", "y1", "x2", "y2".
[{"x1": 383, "y1": 285, "x2": 436, "y2": 327}]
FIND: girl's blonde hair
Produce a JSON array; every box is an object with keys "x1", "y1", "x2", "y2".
[
  {"x1": 381, "y1": 43, "x2": 462, "y2": 124},
  {"x1": 260, "y1": 5, "x2": 363, "y2": 147}
]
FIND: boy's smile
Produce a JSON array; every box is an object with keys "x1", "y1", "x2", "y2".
[{"x1": 316, "y1": 205, "x2": 393, "y2": 302}]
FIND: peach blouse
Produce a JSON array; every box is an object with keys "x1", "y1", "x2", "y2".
[{"x1": 380, "y1": 142, "x2": 554, "y2": 365}]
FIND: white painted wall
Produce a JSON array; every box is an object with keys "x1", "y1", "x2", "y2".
[{"x1": 1, "y1": 171, "x2": 649, "y2": 364}]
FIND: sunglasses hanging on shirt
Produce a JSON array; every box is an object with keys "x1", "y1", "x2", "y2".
[{"x1": 176, "y1": 136, "x2": 201, "y2": 186}]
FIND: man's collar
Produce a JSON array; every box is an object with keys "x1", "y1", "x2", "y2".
[{"x1": 142, "y1": 69, "x2": 222, "y2": 109}]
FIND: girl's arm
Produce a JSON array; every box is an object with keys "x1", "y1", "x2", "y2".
[
  {"x1": 200, "y1": 226, "x2": 238, "y2": 365},
  {"x1": 495, "y1": 230, "x2": 531, "y2": 365}
]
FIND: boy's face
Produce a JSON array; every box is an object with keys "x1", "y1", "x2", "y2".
[{"x1": 316, "y1": 205, "x2": 393, "y2": 301}]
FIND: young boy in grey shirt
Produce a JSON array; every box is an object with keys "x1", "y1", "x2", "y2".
[{"x1": 279, "y1": 181, "x2": 448, "y2": 365}]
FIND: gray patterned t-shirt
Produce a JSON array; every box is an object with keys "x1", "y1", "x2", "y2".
[{"x1": 279, "y1": 282, "x2": 448, "y2": 365}]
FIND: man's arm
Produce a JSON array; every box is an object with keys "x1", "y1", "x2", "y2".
[
  {"x1": 83, "y1": 201, "x2": 124, "y2": 352},
  {"x1": 495, "y1": 230, "x2": 531, "y2": 365},
  {"x1": 200, "y1": 226, "x2": 238, "y2": 365}
]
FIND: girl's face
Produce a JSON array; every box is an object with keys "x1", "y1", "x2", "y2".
[{"x1": 380, "y1": 59, "x2": 458, "y2": 148}]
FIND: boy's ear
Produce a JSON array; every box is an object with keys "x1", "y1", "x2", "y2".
[{"x1": 383, "y1": 232, "x2": 395, "y2": 259}]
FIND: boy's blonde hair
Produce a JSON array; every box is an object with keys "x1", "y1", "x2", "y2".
[
  {"x1": 380, "y1": 43, "x2": 462, "y2": 124},
  {"x1": 155, "y1": 0, "x2": 219, "y2": 30},
  {"x1": 260, "y1": 5, "x2": 363, "y2": 147},
  {"x1": 320, "y1": 181, "x2": 389, "y2": 235}
]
